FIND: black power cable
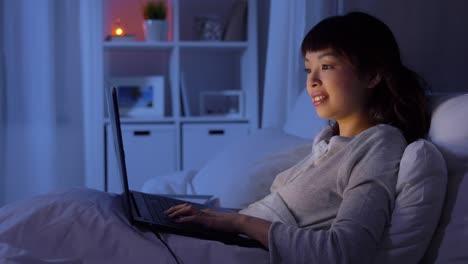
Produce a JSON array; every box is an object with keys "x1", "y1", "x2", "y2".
[{"x1": 152, "y1": 231, "x2": 182, "y2": 264}]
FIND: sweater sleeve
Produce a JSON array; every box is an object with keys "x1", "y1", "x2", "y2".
[{"x1": 268, "y1": 126, "x2": 407, "y2": 264}]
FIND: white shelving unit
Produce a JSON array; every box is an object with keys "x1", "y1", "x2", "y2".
[{"x1": 89, "y1": 0, "x2": 259, "y2": 193}]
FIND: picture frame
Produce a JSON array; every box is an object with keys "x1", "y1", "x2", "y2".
[
  {"x1": 109, "y1": 76, "x2": 165, "y2": 117},
  {"x1": 199, "y1": 90, "x2": 244, "y2": 118},
  {"x1": 179, "y1": 71, "x2": 191, "y2": 117}
]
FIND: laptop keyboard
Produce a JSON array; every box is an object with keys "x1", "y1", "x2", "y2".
[{"x1": 147, "y1": 196, "x2": 188, "y2": 224}]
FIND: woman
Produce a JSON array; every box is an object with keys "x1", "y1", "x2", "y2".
[
  {"x1": 0, "y1": 11, "x2": 427, "y2": 264},
  {"x1": 165, "y1": 11, "x2": 427, "y2": 263}
]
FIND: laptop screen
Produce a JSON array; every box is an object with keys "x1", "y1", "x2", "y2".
[{"x1": 105, "y1": 86, "x2": 134, "y2": 222}]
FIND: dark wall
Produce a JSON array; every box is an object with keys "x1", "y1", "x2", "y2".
[{"x1": 342, "y1": 0, "x2": 468, "y2": 93}]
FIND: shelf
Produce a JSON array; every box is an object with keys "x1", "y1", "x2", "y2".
[
  {"x1": 104, "y1": 116, "x2": 175, "y2": 124},
  {"x1": 104, "y1": 116, "x2": 248, "y2": 124},
  {"x1": 103, "y1": 41, "x2": 175, "y2": 50},
  {"x1": 179, "y1": 116, "x2": 249, "y2": 123},
  {"x1": 103, "y1": 41, "x2": 248, "y2": 50},
  {"x1": 179, "y1": 41, "x2": 248, "y2": 49},
  {"x1": 94, "y1": 0, "x2": 259, "y2": 185}
]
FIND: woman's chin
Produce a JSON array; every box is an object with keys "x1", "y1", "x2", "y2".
[{"x1": 315, "y1": 109, "x2": 330, "y2": 120}]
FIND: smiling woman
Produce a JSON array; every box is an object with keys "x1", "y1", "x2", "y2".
[
  {"x1": 0, "y1": 10, "x2": 434, "y2": 264},
  {"x1": 301, "y1": 12, "x2": 428, "y2": 143},
  {"x1": 164, "y1": 11, "x2": 428, "y2": 263},
  {"x1": 304, "y1": 49, "x2": 378, "y2": 138}
]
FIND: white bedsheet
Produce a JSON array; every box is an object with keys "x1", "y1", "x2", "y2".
[{"x1": 0, "y1": 188, "x2": 269, "y2": 264}]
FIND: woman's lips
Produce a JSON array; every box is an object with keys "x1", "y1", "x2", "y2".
[{"x1": 311, "y1": 93, "x2": 328, "y2": 106}]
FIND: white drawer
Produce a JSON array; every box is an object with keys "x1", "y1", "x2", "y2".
[
  {"x1": 182, "y1": 123, "x2": 249, "y2": 170},
  {"x1": 106, "y1": 124, "x2": 176, "y2": 193}
]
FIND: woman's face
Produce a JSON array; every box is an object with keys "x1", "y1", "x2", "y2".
[{"x1": 304, "y1": 49, "x2": 373, "y2": 125}]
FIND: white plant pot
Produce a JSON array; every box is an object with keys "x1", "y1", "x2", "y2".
[{"x1": 143, "y1": 20, "x2": 168, "y2": 41}]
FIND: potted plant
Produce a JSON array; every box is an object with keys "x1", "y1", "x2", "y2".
[{"x1": 142, "y1": 1, "x2": 168, "y2": 41}]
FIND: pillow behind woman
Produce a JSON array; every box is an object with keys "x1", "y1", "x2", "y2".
[{"x1": 375, "y1": 139, "x2": 447, "y2": 263}]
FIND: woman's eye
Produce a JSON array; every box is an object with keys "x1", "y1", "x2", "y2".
[
  {"x1": 321, "y1": 64, "x2": 332, "y2": 70},
  {"x1": 304, "y1": 68, "x2": 311, "y2": 74}
]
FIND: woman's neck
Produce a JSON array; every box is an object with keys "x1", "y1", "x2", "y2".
[{"x1": 336, "y1": 115, "x2": 375, "y2": 138}]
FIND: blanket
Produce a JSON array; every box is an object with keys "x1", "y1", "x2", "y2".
[{"x1": 0, "y1": 188, "x2": 269, "y2": 264}]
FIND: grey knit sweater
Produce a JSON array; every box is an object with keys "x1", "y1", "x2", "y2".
[{"x1": 240, "y1": 124, "x2": 407, "y2": 264}]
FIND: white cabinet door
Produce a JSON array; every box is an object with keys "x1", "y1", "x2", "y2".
[
  {"x1": 182, "y1": 123, "x2": 249, "y2": 170},
  {"x1": 106, "y1": 124, "x2": 176, "y2": 193}
]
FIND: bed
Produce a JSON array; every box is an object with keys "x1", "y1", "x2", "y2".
[
  {"x1": 1, "y1": 91, "x2": 467, "y2": 263},
  {"x1": 143, "y1": 91, "x2": 468, "y2": 263}
]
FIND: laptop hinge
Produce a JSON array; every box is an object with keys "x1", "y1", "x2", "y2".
[
  {"x1": 131, "y1": 191, "x2": 153, "y2": 221},
  {"x1": 129, "y1": 192, "x2": 142, "y2": 218}
]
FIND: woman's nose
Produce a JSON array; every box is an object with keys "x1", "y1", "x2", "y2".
[
  {"x1": 311, "y1": 79, "x2": 321, "y2": 87},
  {"x1": 308, "y1": 72, "x2": 321, "y2": 88}
]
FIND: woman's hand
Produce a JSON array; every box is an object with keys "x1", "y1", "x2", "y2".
[
  {"x1": 165, "y1": 203, "x2": 244, "y2": 234},
  {"x1": 165, "y1": 203, "x2": 272, "y2": 248}
]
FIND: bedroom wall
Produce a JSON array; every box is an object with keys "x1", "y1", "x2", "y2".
[{"x1": 340, "y1": 0, "x2": 468, "y2": 93}]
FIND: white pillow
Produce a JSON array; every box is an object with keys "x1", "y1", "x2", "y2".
[
  {"x1": 141, "y1": 170, "x2": 197, "y2": 195},
  {"x1": 283, "y1": 89, "x2": 327, "y2": 140},
  {"x1": 192, "y1": 129, "x2": 311, "y2": 208},
  {"x1": 422, "y1": 93, "x2": 468, "y2": 263},
  {"x1": 375, "y1": 139, "x2": 447, "y2": 263}
]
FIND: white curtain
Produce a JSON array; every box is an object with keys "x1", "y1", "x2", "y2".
[
  {"x1": 2, "y1": 0, "x2": 97, "y2": 205},
  {"x1": 261, "y1": 0, "x2": 340, "y2": 129},
  {"x1": 0, "y1": 0, "x2": 5, "y2": 205}
]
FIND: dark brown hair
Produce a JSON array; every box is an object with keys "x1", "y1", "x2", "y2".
[{"x1": 301, "y1": 12, "x2": 428, "y2": 143}]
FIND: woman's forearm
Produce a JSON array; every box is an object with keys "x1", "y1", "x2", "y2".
[{"x1": 235, "y1": 214, "x2": 272, "y2": 249}]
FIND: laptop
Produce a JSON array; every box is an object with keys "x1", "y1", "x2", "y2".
[{"x1": 105, "y1": 86, "x2": 263, "y2": 248}]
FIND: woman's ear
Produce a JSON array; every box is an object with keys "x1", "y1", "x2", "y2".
[{"x1": 368, "y1": 73, "x2": 382, "y2": 89}]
